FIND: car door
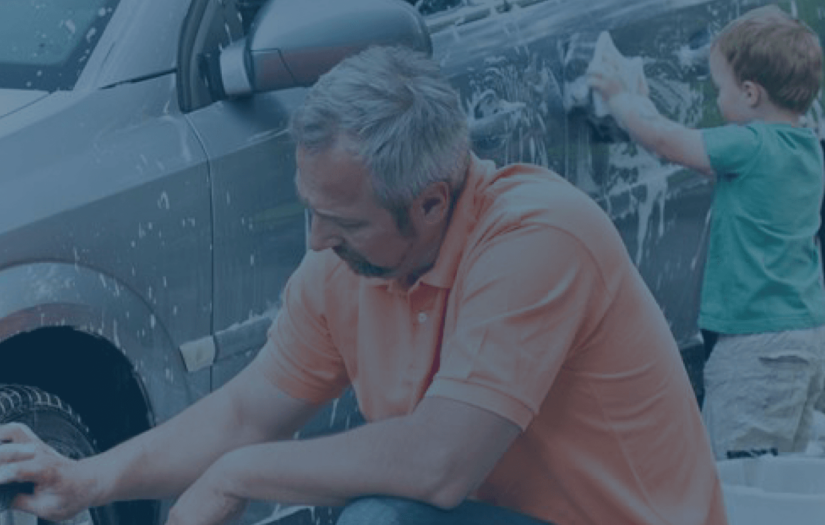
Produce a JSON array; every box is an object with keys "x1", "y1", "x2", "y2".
[
  {"x1": 178, "y1": 1, "x2": 308, "y2": 386},
  {"x1": 424, "y1": 0, "x2": 569, "y2": 175},
  {"x1": 174, "y1": 5, "x2": 309, "y2": 524}
]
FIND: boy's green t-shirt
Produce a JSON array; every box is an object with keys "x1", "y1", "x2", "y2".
[{"x1": 700, "y1": 121, "x2": 825, "y2": 334}]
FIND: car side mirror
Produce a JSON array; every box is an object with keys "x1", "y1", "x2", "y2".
[{"x1": 220, "y1": 0, "x2": 432, "y2": 96}]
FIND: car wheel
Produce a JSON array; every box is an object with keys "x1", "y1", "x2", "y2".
[{"x1": 0, "y1": 385, "x2": 119, "y2": 525}]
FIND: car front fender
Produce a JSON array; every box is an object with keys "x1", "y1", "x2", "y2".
[{"x1": 0, "y1": 261, "x2": 209, "y2": 424}]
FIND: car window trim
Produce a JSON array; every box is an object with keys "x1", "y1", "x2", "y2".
[{"x1": 426, "y1": 0, "x2": 551, "y2": 33}]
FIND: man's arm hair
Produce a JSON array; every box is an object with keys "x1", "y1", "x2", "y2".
[
  {"x1": 208, "y1": 396, "x2": 521, "y2": 510},
  {"x1": 84, "y1": 344, "x2": 322, "y2": 505}
]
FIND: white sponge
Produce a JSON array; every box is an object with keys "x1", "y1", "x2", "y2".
[{"x1": 586, "y1": 31, "x2": 649, "y2": 116}]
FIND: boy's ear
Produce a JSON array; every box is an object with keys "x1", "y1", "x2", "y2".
[{"x1": 741, "y1": 80, "x2": 763, "y2": 107}]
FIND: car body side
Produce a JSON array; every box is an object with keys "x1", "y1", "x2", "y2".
[{"x1": 0, "y1": 1, "x2": 823, "y2": 525}]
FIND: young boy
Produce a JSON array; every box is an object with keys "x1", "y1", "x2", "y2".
[{"x1": 589, "y1": 5, "x2": 825, "y2": 459}]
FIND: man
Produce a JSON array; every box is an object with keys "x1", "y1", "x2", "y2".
[{"x1": 0, "y1": 46, "x2": 727, "y2": 525}]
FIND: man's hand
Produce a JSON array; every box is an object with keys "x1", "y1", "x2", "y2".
[
  {"x1": 0, "y1": 422, "x2": 98, "y2": 521},
  {"x1": 166, "y1": 457, "x2": 247, "y2": 525}
]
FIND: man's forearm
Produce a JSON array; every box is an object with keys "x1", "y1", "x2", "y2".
[
  {"x1": 213, "y1": 416, "x2": 441, "y2": 509},
  {"x1": 83, "y1": 387, "x2": 273, "y2": 505},
  {"x1": 161, "y1": 397, "x2": 519, "y2": 525},
  {"x1": 77, "y1": 346, "x2": 320, "y2": 507},
  {"x1": 161, "y1": 419, "x2": 425, "y2": 525},
  {"x1": 206, "y1": 398, "x2": 520, "y2": 512}
]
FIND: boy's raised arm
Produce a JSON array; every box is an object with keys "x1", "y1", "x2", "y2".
[{"x1": 588, "y1": 67, "x2": 715, "y2": 178}]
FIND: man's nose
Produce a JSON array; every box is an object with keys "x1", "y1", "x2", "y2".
[{"x1": 307, "y1": 214, "x2": 342, "y2": 252}]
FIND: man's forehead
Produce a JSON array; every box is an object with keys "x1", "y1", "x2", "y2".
[{"x1": 294, "y1": 146, "x2": 375, "y2": 210}]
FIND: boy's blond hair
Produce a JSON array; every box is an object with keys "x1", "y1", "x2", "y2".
[{"x1": 713, "y1": 5, "x2": 823, "y2": 113}]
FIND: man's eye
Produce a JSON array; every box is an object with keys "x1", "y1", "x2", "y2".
[{"x1": 338, "y1": 221, "x2": 363, "y2": 231}]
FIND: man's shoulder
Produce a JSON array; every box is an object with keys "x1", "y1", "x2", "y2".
[
  {"x1": 479, "y1": 162, "x2": 615, "y2": 239},
  {"x1": 462, "y1": 161, "x2": 637, "y2": 300},
  {"x1": 484, "y1": 162, "x2": 587, "y2": 207},
  {"x1": 465, "y1": 161, "x2": 632, "y2": 282}
]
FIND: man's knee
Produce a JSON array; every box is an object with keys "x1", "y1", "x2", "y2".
[{"x1": 336, "y1": 497, "x2": 432, "y2": 525}]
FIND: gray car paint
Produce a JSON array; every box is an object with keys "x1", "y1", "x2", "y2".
[
  {"x1": 0, "y1": 90, "x2": 49, "y2": 120},
  {"x1": 0, "y1": 1, "x2": 424, "y2": 524},
  {"x1": 75, "y1": 0, "x2": 188, "y2": 90},
  {"x1": 1, "y1": 1, "x2": 824, "y2": 525},
  {"x1": 0, "y1": 71, "x2": 213, "y2": 404}
]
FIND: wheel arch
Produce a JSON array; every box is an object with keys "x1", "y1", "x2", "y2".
[
  {"x1": 0, "y1": 327, "x2": 153, "y2": 453},
  {"x1": 0, "y1": 328, "x2": 162, "y2": 525},
  {"x1": 0, "y1": 260, "x2": 211, "y2": 422},
  {"x1": 0, "y1": 261, "x2": 212, "y2": 524}
]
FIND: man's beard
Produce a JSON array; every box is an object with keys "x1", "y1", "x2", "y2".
[{"x1": 333, "y1": 245, "x2": 395, "y2": 278}]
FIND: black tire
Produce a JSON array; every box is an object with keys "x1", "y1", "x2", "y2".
[{"x1": 0, "y1": 384, "x2": 119, "y2": 525}]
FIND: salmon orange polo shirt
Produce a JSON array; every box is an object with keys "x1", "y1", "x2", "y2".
[{"x1": 265, "y1": 155, "x2": 728, "y2": 525}]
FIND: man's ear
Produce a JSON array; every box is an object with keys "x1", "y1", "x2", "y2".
[{"x1": 413, "y1": 182, "x2": 451, "y2": 226}]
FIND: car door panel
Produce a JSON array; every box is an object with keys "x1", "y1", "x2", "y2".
[
  {"x1": 179, "y1": 0, "x2": 308, "y2": 389},
  {"x1": 432, "y1": 0, "x2": 733, "y2": 348},
  {"x1": 186, "y1": 90, "x2": 307, "y2": 382}
]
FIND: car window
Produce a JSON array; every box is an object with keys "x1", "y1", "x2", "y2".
[
  {"x1": 416, "y1": 0, "x2": 534, "y2": 34},
  {"x1": 0, "y1": 0, "x2": 120, "y2": 91},
  {"x1": 236, "y1": 0, "x2": 266, "y2": 32},
  {"x1": 178, "y1": 0, "x2": 247, "y2": 112}
]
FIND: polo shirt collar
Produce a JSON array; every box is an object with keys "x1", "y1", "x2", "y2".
[
  {"x1": 364, "y1": 154, "x2": 495, "y2": 293},
  {"x1": 420, "y1": 155, "x2": 496, "y2": 290}
]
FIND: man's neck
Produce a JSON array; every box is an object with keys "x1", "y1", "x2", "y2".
[{"x1": 395, "y1": 191, "x2": 461, "y2": 290}]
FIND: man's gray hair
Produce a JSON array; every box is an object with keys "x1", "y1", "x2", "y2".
[{"x1": 289, "y1": 45, "x2": 471, "y2": 215}]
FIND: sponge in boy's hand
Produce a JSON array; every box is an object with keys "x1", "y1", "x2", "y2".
[{"x1": 586, "y1": 31, "x2": 649, "y2": 116}]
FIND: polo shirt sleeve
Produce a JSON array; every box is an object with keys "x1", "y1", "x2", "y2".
[
  {"x1": 262, "y1": 250, "x2": 350, "y2": 404},
  {"x1": 426, "y1": 222, "x2": 608, "y2": 430},
  {"x1": 701, "y1": 124, "x2": 761, "y2": 178}
]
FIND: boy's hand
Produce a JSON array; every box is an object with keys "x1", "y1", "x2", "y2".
[
  {"x1": 587, "y1": 63, "x2": 623, "y2": 102},
  {"x1": 0, "y1": 423, "x2": 98, "y2": 521},
  {"x1": 587, "y1": 60, "x2": 649, "y2": 103}
]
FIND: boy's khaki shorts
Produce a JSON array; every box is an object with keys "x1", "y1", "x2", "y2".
[{"x1": 702, "y1": 325, "x2": 825, "y2": 460}]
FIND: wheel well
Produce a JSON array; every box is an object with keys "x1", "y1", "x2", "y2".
[
  {"x1": 0, "y1": 327, "x2": 153, "y2": 449},
  {"x1": 0, "y1": 327, "x2": 159, "y2": 525}
]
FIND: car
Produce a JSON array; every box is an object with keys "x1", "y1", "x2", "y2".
[
  {"x1": 0, "y1": 1, "x2": 822, "y2": 525},
  {"x1": 0, "y1": 1, "x2": 425, "y2": 524}
]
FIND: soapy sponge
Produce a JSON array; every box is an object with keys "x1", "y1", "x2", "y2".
[{"x1": 564, "y1": 31, "x2": 649, "y2": 118}]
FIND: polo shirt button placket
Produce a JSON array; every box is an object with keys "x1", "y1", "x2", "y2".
[{"x1": 417, "y1": 312, "x2": 428, "y2": 324}]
